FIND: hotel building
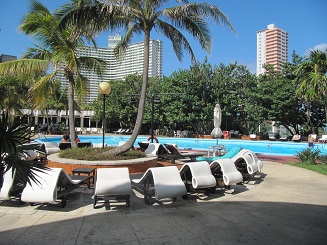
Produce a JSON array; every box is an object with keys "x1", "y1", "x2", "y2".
[
  {"x1": 57, "y1": 33, "x2": 163, "y2": 103},
  {"x1": 256, "y1": 24, "x2": 288, "y2": 75}
]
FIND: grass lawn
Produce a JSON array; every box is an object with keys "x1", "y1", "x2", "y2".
[{"x1": 287, "y1": 162, "x2": 327, "y2": 176}]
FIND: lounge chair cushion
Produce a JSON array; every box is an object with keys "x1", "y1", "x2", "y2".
[{"x1": 220, "y1": 147, "x2": 242, "y2": 159}]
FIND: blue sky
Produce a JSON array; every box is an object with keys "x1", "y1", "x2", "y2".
[{"x1": 0, "y1": 0, "x2": 326, "y2": 76}]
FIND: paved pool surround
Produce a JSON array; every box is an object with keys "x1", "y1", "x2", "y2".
[{"x1": 47, "y1": 153, "x2": 157, "y2": 174}]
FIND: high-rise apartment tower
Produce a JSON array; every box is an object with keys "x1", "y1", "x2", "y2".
[
  {"x1": 256, "y1": 24, "x2": 288, "y2": 75},
  {"x1": 57, "y1": 33, "x2": 162, "y2": 103}
]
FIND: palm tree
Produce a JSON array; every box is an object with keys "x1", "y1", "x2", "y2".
[
  {"x1": 294, "y1": 49, "x2": 327, "y2": 132},
  {"x1": 0, "y1": 111, "x2": 48, "y2": 190},
  {"x1": 0, "y1": 0, "x2": 105, "y2": 147},
  {"x1": 60, "y1": 0, "x2": 235, "y2": 154}
]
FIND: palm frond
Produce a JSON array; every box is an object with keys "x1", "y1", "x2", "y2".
[
  {"x1": 0, "y1": 59, "x2": 49, "y2": 76},
  {"x1": 155, "y1": 19, "x2": 195, "y2": 62}
]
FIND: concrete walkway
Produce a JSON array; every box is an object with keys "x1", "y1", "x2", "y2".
[{"x1": 0, "y1": 161, "x2": 327, "y2": 244}]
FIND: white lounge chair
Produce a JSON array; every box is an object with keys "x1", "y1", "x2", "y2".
[
  {"x1": 233, "y1": 151, "x2": 259, "y2": 175},
  {"x1": 22, "y1": 150, "x2": 38, "y2": 161},
  {"x1": 144, "y1": 143, "x2": 168, "y2": 159},
  {"x1": 21, "y1": 168, "x2": 92, "y2": 208},
  {"x1": 318, "y1": 135, "x2": 327, "y2": 143},
  {"x1": 91, "y1": 128, "x2": 99, "y2": 134},
  {"x1": 243, "y1": 150, "x2": 263, "y2": 172},
  {"x1": 279, "y1": 135, "x2": 288, "y2": 141},
  {"x1": 132, "y1": 166, "x2": 187, "y2": 205},
  {"x1": 164, "y1": 143, "x2": 204, "y2": 163},
  {"x1": 179, "y1": 161, "x2": 216, "y2": 197},
  {"x1": 94, "y1": 168, "x2": 132, "y2": 208},
  {"x1": 210, "y1": 158, "x2": 243, "y2": 187},
  {"x1": 249, "y1": 134, "x2": 257, "y2": 140},
  {"x1": 75, "y1": 127, "x2": 83, "y2": 134},
  {"x1": 36, "y1": 142, "x2": 60, "y2": 159},
  {"x1": 0, "y1": 167, "x2": 25, "y2": 201}
]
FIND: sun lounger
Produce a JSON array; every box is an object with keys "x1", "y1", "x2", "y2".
[
  {"x1": 292, "y1": 134, "x2": 301, "y2": 142},
  {"x1": 268, "y1": 133, "x2": 277, "y2": 141},
  {"x1": 77, "y1": 142, "x2": 92, "y2": 148},
  {"x1": 179, "y1": 161, "x2": 216, "y2": 197},
  {"x1": 94, "y1": 168, "x2": 132, "y2": 208},
  {"x1": 132, "y1": 166, "x2": 187, "y2": 205},
  {"x1": 93, "y1": 143, "x2": 107, "y2": 148},
  {"x1": 21, "y1": 167, "x2": 92, "y2": 208},
  {"x1": 144, "y1": 143, "x2": 169, "y2": 159},
  {"x1": 138, "y1": 141, "x2": 150, "y2": 152},
  {"x1": 232, "y1": 151, "x2": 260, "y2": 175},
  {"x1": 279, "y1": 135, "x2": 288, "y2": 141},
  {"x1": 210, "y1": 158, "x2": 243, "y2": 188},
  {"x1": 249, "y1": 134, "x2": 257, "y2": 140},
  {"x1": 75, "y1": 127, "x2": 83, "y2": 134},
  {"x1": 22, "y1": 149, "x2": 38, "y2": 161},
  {"x1": 0, "y1": 167, "x2": 25, "y2": 201},
  {"x1": 164, "y1": 143, "x2": 204, "y2": 163},
  {"x1": 58, "y1": 142, "x2": 72, "y2": 150},
  {"x1": 91, "y1": 128, "x2": 99, "y2": 134},
  {"x1": 318, "y1": 135, "x2": 327, "y2": 143}
]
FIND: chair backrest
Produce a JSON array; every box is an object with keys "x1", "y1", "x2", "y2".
[
  {"x1": 180, "y1": 161, "x2": 216, "y2": 189},
  {"x1": 149, "y1": 166, "x2": 187, "y2": 199},
  {"x1": 97, "y1": 168, "x2": 130, "y2": 181},
  {"x1": 210, "y1": 159, "x2": 243, "y2": 185},
  {"x1": 145, "y1": 143, "x2": 159, "y2": 155},
  {"x1": 292, "y1": 134, "x2": 301, "y2": 141},
  {"x1": 164, "y1": 143, "x2": 182, "y2": 156},
  {"x1": 240, "y1": 153, "x2": 259, "y2": 174},
  {"x1": 43, "y1": 142, "x2": 60, "y2": 154},
  {"x1": 59, "y1": 142, "x2": 72, "y2": 150},
  {"x1": 77, "y1": 142, "x2": 92, "y2": 148},
  {"x1": 21, "y1": 168, "x2": 63, "y2": 203}
]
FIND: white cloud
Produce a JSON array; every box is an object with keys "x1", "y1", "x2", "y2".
[{"x1": 305, "y1": 43, "x2": 327, "y2": 56}]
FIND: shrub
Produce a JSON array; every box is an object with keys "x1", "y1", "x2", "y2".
[
  {"x1": 296, "y1": 148, "x2": 320, "y2": 165},
  {"x1": 58, "y1": 147, "x2": 146, "y2": 161}
]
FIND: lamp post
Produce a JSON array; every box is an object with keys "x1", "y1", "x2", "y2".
[
  {"x1": 149, "y1": 95, "x2": 161, "y2": 143},
  {"x1": 98, "y1": 82, "x2": 111, "y2": 149}
]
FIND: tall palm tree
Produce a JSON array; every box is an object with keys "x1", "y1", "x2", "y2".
[
  {"x1": 60, "y1": 0, "x2": 235, "y2": 154},
  {"x1": 294, "y1": 49, "x2": 327, "y2": 132},
  {"x1": 0, "y1": 0, "x2": 105, "y2": 147}
]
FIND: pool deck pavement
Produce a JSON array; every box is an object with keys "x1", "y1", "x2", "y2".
[{"x1": 1, "y1": 159, "x2": 327, "y2": 244}]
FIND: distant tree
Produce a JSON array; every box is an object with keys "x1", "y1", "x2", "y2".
[
  {"x1": 254, "y1": 65, "x2": 305, "y2": 135},
  {"x1": 294, "y1": 49, "x2": 327, "y2": 132}
]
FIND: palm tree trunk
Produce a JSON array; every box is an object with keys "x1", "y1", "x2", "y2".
[
  {"x1": 108, "y1": 30, "x2": 151, "y2": 155},
  {"x1": 65, "y1": 68, "x2": 77, "y2": 148}
]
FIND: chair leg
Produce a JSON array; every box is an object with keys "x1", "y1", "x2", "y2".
[
  {"x1": 60, "y1": 195, "x2": 67, "y2": 208},
  {"x1": 93, "y1": 195, "x2": 97, "y2": 209}
]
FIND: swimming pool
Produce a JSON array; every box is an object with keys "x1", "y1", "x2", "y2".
[{"x1": 35, "y1": 135, "x2": 327, "y2": 156}]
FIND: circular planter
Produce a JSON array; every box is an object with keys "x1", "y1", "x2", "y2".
[{"x1": 47, "y1": 153, "x2": 157, "y2": 174}]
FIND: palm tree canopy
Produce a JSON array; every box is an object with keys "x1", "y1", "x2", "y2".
[{"x1": 59, "y1": 0, "x2": 235, "y2": 62}]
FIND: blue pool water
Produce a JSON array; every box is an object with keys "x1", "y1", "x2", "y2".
[{"x1": 35, "y1": 135, "x2": 327, "y2": 156}]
